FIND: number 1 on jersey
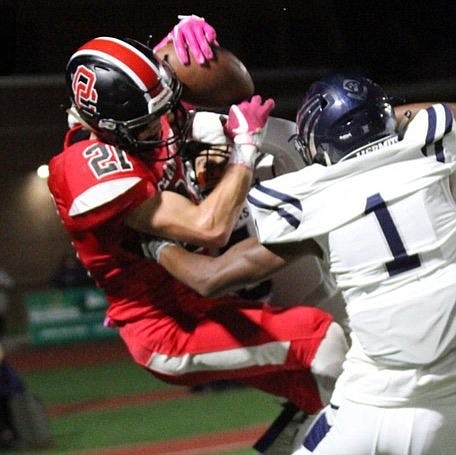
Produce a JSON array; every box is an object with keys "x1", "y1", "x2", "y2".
[{"x1": 365, "y1": 193, "x2": 421, "y2": 276}]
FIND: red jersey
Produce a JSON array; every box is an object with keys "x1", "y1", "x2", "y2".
[
  {"x1": 48, "y1": 123, "x2": 200, "y2": 324},
  {"x1": 48, "y1": 125, "x2": 334, "y2": 416}
]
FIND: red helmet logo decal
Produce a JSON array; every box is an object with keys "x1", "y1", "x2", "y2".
[{"x1": 72, "y1": 65, "x2": 98, "y2": 112}]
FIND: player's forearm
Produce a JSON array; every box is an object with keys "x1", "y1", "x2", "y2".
[
  {"x1": 159, "y1": 237, "x2": 284, "y2": 297},
  {"x1": 197, "y1": 94, "x2": 274, "y2": 248},
  {"x1": 157, "y1": 244, "x2": 255, "y2": 297},
  {"x1": 124, "y1": 167, "x2": 252, "y2": 249},
  {"x1": 395, "y1": 102, "x2": 456, "y2": 121},
  {"x1": 196, "y1": 163, "x2": 253, "y2": 248},
  {"x1": 158, "y1": 245, "x2": 218, "y2": 295}
]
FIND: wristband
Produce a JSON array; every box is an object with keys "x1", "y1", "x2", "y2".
[
  {"x1": 142, "y1": 239, "x2": 177, "y2": 263},
  {"x1": 228, "y1": 143, "x2": 258, "y2": 169},
  {"x1": 233, "y1": 133, "x2": 256, "y2": 146}
]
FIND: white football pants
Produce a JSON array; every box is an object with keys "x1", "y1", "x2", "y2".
[{"x1": 292, "y1": 398, "x2": 456, "y2": 455}]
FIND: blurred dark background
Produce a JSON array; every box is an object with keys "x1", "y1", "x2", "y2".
[
  {"x1": 0, "y1": 0, "x2": 455, "y2": 334},
  {"x1": 2, "y1": 0, "x2": 456, "y2": 81}
]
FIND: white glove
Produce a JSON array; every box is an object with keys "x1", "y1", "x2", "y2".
[{"x1": 142, "y1": 238, "x2": 177, "y2": 263}]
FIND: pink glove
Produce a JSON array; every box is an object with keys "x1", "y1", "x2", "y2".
[
  {"x1": 153, "y1": 14, "x2": 218, "y2": 65},
  {"x1": 224, "y1": 95, "x2": 275, "y2": 169},
  {"x1": 224, "y1": 95, "x2": 275, "y2": 147}
]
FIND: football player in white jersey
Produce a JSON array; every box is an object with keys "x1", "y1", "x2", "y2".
[
  {"x1": 249, "y1": 75, "x2": 456, "y2": 454},
  {"x1": 181, "y1": 110, "x2": 349, "y2": 453},
  {"x1": 145, "y1": 74, "x2": 456, "y2": 454}
]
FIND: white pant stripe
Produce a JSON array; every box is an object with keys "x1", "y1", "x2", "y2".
[{"x1": 146, "y1": 340, "x2": 291, "y2": 375}]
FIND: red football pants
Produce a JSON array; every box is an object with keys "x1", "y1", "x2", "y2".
[{"x1": 119, "y1": 300, "x2": 332, "y2": 413}]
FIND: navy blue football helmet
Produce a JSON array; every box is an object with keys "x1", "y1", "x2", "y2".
[{"x1": 294, "y1": 73, "x2": 398, "y2": 165}]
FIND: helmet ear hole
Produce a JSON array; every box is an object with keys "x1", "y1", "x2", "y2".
[{"x1": 319, "y1": 95, "x2": 329, "y2": 110}]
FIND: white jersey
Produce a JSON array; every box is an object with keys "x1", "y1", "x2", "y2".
[
  {"x1": 258, "y1": 118, "x2": 345, "y2": 320},
  {"x1": 248, "y1": 103, "x2": 456, "y2": 404},
  {"x1": 255, "y1": 150, "x2": 347, "y2": 329}
]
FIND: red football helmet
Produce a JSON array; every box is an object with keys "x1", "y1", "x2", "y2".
[{"x1": 66, "y1": 36, "x2": 190, "y2": 156}]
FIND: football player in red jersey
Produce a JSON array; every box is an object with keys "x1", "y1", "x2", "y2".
[{"x1": 48, "y1": 17, "x2": 348, "y2": 447}]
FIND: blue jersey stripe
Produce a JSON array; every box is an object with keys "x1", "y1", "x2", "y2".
[
  {"x1": 435, "y1": 139, "x2": 444, "y2": 162},
  {"x1": 252, "y1": 183, "x2": 303, "y2": 210},
  {"x1": 421, "y1": 106, "x2": 437, "y2": 157},
  {"x1": 247, "y1": 194, "x2": 301, "y2": 229},
  {"x1": 421, "y1": 104, "x2": 453, "y2": 162}
]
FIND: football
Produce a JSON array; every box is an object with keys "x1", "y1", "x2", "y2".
[{"x1": 155, "y1": 42, "x2": 255, "y2": 108}]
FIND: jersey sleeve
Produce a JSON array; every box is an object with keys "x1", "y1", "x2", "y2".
[
  {"x1": 48, "y1": 139, "x2": 157, "y2": 232},
  {"x1": 247, "y1": 166, "x2": 324, "y2": 244}
]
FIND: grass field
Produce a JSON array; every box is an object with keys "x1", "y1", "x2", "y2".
[{"x1": 8, "y1": 342, "x2": 281, "y2": 454}]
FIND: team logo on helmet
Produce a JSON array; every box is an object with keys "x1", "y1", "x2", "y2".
[
  {"x1": 342, "y1": 78, "x2": 367, "y2": 101},
  {"x1": 72, "y1": 65, "x2": 98, "y2": 113}
]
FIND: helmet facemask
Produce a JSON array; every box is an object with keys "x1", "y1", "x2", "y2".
[
  {"x1": 184, "y1": 142, "x2": 232, "y2": 195},
  {"x1": 107, "y1": 100, "x2": 191, "y2": 158},
  {"x1": 183, "y1": 110, "x2": 232, "y2": 196},
  {"x1": 293, "y1": 93, "x2": 328, "y2": 166}
]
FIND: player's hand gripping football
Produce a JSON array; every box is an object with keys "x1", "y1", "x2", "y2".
[
  {"x1": 153, "y1": 14, "x2": 218, "y2": 65},
  {"x1": 224, "y1": 95, "x2": 275, "y2": 169}
]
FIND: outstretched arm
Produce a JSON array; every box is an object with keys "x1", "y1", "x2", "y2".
[
  {"x1": 153, "y1": 14, "x2": 218, "y2": 65},
  {"x1": 395, "y1": 102, "x2": 456, "y2": 121},
  {"x1": 146, "y1": 236, "x2": 321, "y2": 297}
]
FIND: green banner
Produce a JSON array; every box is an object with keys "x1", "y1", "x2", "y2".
[{"x1": 25, "y1": 287, "x2": 117, "y2": 346}]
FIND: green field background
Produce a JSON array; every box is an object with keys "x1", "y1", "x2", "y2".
[{"x1": 9, "y1": 355, "x2": 281, "y2": 454}]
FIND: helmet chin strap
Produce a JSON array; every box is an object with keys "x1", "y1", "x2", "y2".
[
  {"x1": 323, "y1": 152, "x2": 332, "y2": 166},
  {"x1": 66, "y1": 106, "x2": 97, "y2": 134},
  {"x1": 313, "y1": 150, "x2": 333, "y2": 166}
]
